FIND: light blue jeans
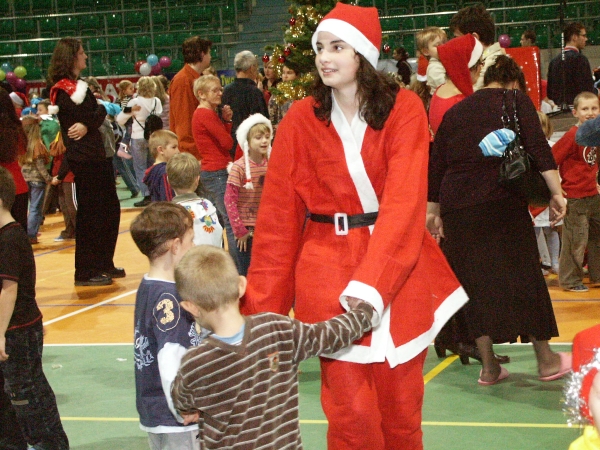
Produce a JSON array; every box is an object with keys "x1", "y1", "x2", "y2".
[
  {"x1": 200, "y1": 169, "x2": 241, "y2": 272},
  {"x1": 130, "y1": 138, "x2": 152, "y2": 197},
  {"x1": 27, "y1": 181, "x2": 47, "y2": 239}
]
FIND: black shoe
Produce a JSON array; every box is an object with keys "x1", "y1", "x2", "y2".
[
  {"x1": 106, "y1": 267, "x2": 126, "y2": 278},
  {"x1": 133, "y1": 196, "x2": 151, "y2": 207},
  {"x1": 75, "y1": 274, "x2": 112, "y2": 286},
  {"x1": 130, "y1": 190, "x2": 140, "y2": 199}
]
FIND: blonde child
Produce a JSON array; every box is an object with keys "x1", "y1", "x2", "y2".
[
  {"x1": 143, "y1": 130, "x2": 179, "y2": 203},
  {"x1": 532, "y1": 111, "x2": 561, "y2": 275},
  {"x1": 130, "y1": 202, "x2": 201, "y2": 450},
  {"x1": 152, "y1": 75, "x2": 170, "y2": 130},
  {"x1": 20, "y1": 115, "x2": 53, "y2": 244},
  {"x1": 115, "y1": 79, "x2": 135, "y2": 160},
  {"x1": 224, "y1": 114, "x2": 271, "y2": 275},
  {"x1": 416, "y1": 26, "x2": 447, "y2": 92},
  {"x1": 170, "y1": 245, "x2": 374, "y2": 450},
  {"x1": 167, "y1": 152, "x2": 222, "y2": 248},
  {"x1": 117, "y1": 76, "x2": 163, "y2": 207},
  {"x1": 552, "y1": 92, "x2": 600, "y2": 292}
]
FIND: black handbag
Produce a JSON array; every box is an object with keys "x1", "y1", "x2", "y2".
[{"x1": 497, "y1": 90, "x2": 551, "y2": 207}]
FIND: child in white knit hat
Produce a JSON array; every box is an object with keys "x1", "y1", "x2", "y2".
[{"x1": 224, "y1": 113, "x2": 271, "y2": 276}]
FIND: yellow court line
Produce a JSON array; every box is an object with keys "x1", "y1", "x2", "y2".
[
  {"x1": 60, "y1": 417, "x2": 574, "y2": 429},
  {"x1": 423, "y1": 355, "x2": 458, "y2": 384}
]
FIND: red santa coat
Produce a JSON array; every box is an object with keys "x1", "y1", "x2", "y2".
[{"x1": 243, "y1": 89, "x2": 468, "y2": 367}]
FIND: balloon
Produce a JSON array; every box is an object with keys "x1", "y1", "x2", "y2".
[
  {"x1": 6, "y1": 71, "x2": 16, "y2": 83},
  {"x1": 0, "y1": 70, "x2": 5, "y2": 81},
  {"x1": 159, "y1": 56, "x2": 171, "y2": 68},
  {"x1": 14, "y1": 65, "x2": 27, "y2": 78},
  {"x1": 498, "y1": 34, "x2": 511, "y2": 48},
  {"x1": 139, "y1": 62, "x2": 152, "y2": 76},
  {"x1": 1, "y1": 62, "x2": 12, "y2": 73},
  {"x1": 151, "y1": 64, "x2": 162, "y2": 75},
  {"x1": 134, "y1": 60, "x2": 145, "y2": 74},
  {"x1": 14, "y1": 78, "x2": 26, "y2": 90},
  {"x1": 147, "y1": 54, "x2": 159, "y2": 67}
]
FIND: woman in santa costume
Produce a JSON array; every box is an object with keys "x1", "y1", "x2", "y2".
[
  {"x1": 241, "y1": 3, "x2": 468, "y2": 449},
  {"x1": 48, "y1": 38, "x2": 122, "y2": 286}
]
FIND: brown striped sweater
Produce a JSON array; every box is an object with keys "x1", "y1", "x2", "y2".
[{"x1": 171, "y1": 304, "x2": 373, "y2": 449}]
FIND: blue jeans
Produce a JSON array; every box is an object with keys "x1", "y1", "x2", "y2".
[
  {"x1": 237, "y1": 233, "x2": 253, "y2": 276},
  {"x1": 130, "y1": 138, "x2": 153, "y2": 197},
  {"x1": 112, "y1": 154, "x2": 138, "y2": 195},
  {"x1": 2, "y1": 321, "x2": 69, "y2": 449},
  {"x1": 200, "y1": 169, "x2": 241, "y2": 272},
  {"x1": 26, "y1": 181, "x2": 46, "y2": 239}
]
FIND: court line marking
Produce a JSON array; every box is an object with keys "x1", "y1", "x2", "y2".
[
  {"x1": 423, "y1": 355, "x2": 458, "y2": 385},
  {"x1": 42, "y1": 289, "x2": 137, "y2": 326},
  {"x1": 58, "y1": 417, "x2": 575, "y2": 429},
  {"x1": 34, "y1": 229, "x2": 131, "y2": 258}
]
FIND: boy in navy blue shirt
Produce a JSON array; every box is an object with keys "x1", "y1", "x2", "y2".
[{"x1": 130, "y1": 202, "x2": 201, "y2": 450}]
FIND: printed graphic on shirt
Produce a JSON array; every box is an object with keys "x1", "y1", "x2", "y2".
[
  {"x1": 153, "y1": 293, "x2": 181, "y2": 332},
  {"x1": 134, "y1": 327, "x2": 155, "y2": 370},
  {"x1": 188, "y1": 323, "x2": 203, "y2": 347},
  {"x1": 583, "y1": 146, "x2": 598, "y2": 166},
  {"x1": 268, "y1": 351, "x2": 280, "y2": 372},
  {"x1": 202, "y1": 215, "x2": 216, "y2": 233}
]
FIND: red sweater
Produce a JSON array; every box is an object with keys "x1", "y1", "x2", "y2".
[
  {"x1": 170, "y1": 64, "x2": 202, "y2": 159},
  {"x1": 552, "y1": 125, "x2": 599, "y2": 199},
  {"x1": 192, "y1": 108, "x2": 233, "y2": 172}
]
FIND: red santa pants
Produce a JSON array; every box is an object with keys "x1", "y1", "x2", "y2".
[{"x1": 320, "y1": 350, "x2": 426, "y2": 450}]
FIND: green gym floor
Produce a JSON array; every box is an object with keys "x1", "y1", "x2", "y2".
[{"x1": 44, "y1": 343, "x2": 580, "y2": 449}]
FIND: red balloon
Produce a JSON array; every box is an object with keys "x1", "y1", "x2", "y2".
[
  {"x1": 134, "y1": 60, "x2": 145, "y2": 74},
  {"x1": 151, "y1": 64, "x2": 162, "y2": 75}
]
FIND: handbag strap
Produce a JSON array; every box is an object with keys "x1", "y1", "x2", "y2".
[{"x1": 501, "y1": 89, "x2": 521, "y2": 135}]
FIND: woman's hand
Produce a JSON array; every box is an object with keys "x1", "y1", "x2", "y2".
[
  {"x1": 51, "y1": 176, "x2": 61, "y2": 186},
  {"x1": 68, "y1": 122, "x2": 88, "y2": 140},
  {"x1": 222, "y1": 105, "x2": 233, "y2": 122},
  {"x1": 131, "y1": 105, "x2": 142, "y2": 114},
  {"x1": 426, "y1": 213, "x2": 444, "y2": 244},
  {"x1": 549, "y1": 193, "x2": 567, "y2": 226},
  {"x1": 236, "y1": 233, "x2": 251, "y2": 252}
]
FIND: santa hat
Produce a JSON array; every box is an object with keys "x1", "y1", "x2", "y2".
[
  {"x1": 9, "y1": 91, "x2": 29, "y2": 107},
  {"x1": 235, "y1": 114, "x2": 273, "y2": 190},
  {"x1": 437, "y1": 34, "x2": 483, "y2": 96},
  {"x1": 48, "y1": 79, "x2": 89, "y2": 115},
  {"x1": 565, "y1": 324, "x2": 600, "y2": 426},
  {"x1": 311, "y1": 3, "x2": 381, "y2": 69},
  {"x1": 416, "y1": 54, "x2": 428, "y2": 82}
]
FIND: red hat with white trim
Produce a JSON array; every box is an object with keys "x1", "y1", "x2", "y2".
[
  {"x1": 9, "y1": 91, "x2": 29, "y2": 107},
  {"x1": 437, "y1": 33, "x2": 483, "y2": 96},
  {"x1": 235, "y1": 114, "x2": 273, "y2": 190},
  {"x1": 416, "y1": 54, "x2": 428, "y2": 82},
  {"x1": 311, "y1": 3, "x2": 381, "y2": 69}
]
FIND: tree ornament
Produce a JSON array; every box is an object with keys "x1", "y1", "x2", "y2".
[
  {"x1": 262, "y1": 53, "x2": 270, "y2": 63},
  {"x1": 289, "y1": 17, "x2": 296, "y2": 26},
  {"x1": 289, "y1": 43, "x2": 296, "y2": 48},
  {"x1": 383, "y1": 44, "x2": 391, "y2": 53},
  {"x1": 278, "y1": 55, "x2": 286, "y2": 63},
  {"x1": 284, "y1": 47, "x2": 292, "y2": 56}
]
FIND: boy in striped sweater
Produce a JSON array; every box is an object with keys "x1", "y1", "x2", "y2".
[{"x1": 171, "y1": 245, "x2": 374, "y2": 449}]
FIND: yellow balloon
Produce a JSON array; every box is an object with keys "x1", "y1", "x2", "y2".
[
  {"x1": 0, "y1": 69, "x2": 5, "y2": 81},
  {"x1": 14, "y1": 66, "x2": 27, "y2": 78}
]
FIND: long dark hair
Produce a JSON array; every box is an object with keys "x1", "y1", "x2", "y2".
[
  {"x1": 48, "y1": 37, "x2": 82, "y2": 84},
  {"x1": 311, "y1": 53, "x2": 399, "y2": 130},
  {"x1": 0, "y1": 88, "x2": 27, "y2": 163},
  {"x1": 483, "y1": 55, "x2": 527, "y2": 93}
]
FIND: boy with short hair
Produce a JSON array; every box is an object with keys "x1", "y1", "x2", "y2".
[
  {"x1": 416, "y1": 26, "x2": 447, "y2": 91},
  {"x1": 130, "y1": 202, "x2": 201, "y2": 450},
  {"x1": 0, "y1": 166, "x2": 69, "y2": 449},
  {"x1": 143, "y1": 130, "x2": 179, "y2": 203},
  {"x1": 552, "y1": 92, "x2": 600, "y2": 292},
  {"x1": 167, "y1": 152, "x2": 223, "y2": 247},
  {"x1": 171, "y1": 245, "x2": 374, "y2": 450}
]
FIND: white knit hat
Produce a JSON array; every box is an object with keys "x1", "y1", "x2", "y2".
[
  {"x1": 311, "y1": 3, "x2": 382, "y2": 68},
  {"x1": 235, "y1": 114, "x2": 273, "y2": 189}
]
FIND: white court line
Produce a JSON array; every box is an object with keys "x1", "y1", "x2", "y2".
[{"x1": 42, "y1": 289, "x2": 137, "y2": 326}]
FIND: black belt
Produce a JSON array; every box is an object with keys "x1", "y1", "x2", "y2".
[{"x1": 309, "y1": 212, "x2": 378, "y2": 235}]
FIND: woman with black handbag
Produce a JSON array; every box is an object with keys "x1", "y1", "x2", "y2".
[{"x1": 427, "y1": 55, "x2": 569, "y2": 385}]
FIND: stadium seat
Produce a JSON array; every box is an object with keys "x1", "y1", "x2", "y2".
[
  {"x1": 170, "y1": 8, "x2": 190, "y2": 30},
  {"x1": 56, "y1": 0, "x2": 73, "y2": 13},
  {"x1": 0, "y1": 0, "x2": 9, "y2": 15},
  {"x1": 14, "y1": 0, "x2": 31, "y2": 15},
  {"x1": 21, "y1": 41, "x2": 40, "y2": 54},
  {"x1": 155, "y1": 34, "x2": 175, "y2": 47},
  {"x1": 111, "y1": 36, "x2": 130, "y2": 50},
  {"x1": 105, "y1": 13, "x2": 123, "y2": 30},
  {"x1": 175, "y1": 32, "x2": 193, "y2": 45},
  {"x1": 588, "y1": 28, "x2": 600, "y2": 46},
  {"x1": 125, "y1": 11, "x2": 149, "y2": 32},
  {"x1": 59, "y1": 17, "x2": 79, "y2": 34},
  {"x1": 115, "y1": 61, "x2": 134, "y2": 75},
  {"x1": 109, "y1": 54, "x2": 127, "y2": 66},
  {"x1": 80, "y1": 14, "x2": 101, "y2": 32},
  {"x1": 15, "y1": 18, "x2": 37, "y2": 34},
  {"x1": 387, "y1": 0, "x2": 411, "y2": 8},
  {"x1": 401, "y1": 34, "x2": 415, "y2": 53},
  {"x1": 0, "y1": 19, "x2": 13, "y2": 37},
  {"x1": 381, "y1": 17, "x2": 401, "y2": 32},
  {"x1": 565, "y1": 4, "x2": 579, "y2": 19},
  {"x1": 40, "y1": 39, "x2": 57, "y2": 54},
  {"x1": 436, "y1": 3, "x2": 458, "y2": 12},
  {"x1": 505, "y1": 8, "x2": 530, "y2": 23},
  {"x1": 537, "y1": 6, "x2": 555, "y2": 21},
  {"x1": 134, "y1": 35, "x2": 152, "y2": 51},
  {"x1": 95, "y1": 0, "x2": 118, "y2": 11},
  {"x1": 27, "y1": 66, "x2": 44, "y2": 80},
  {"x1": 74, "y1": 0, "x2": 96, "y2": 11},
  {"x1": 412, "y1": 15, "x2": 426, "y2": 29},
  {"x1": 152, "y1": 9, "x2": 169, "y2": 28},
  {"x1": 0, "y1": 42, "x2": 18, "y2": 56},
  {"x1": 32, "y1": 0, "x2": 54, "y2": 14},
  {"x1": 89, "y1": 37, "x2": 107, "y2": 52},
  {"x1": 169, "y1": 58, "x2": 184, "y2": 72},
  {"x1": 39, "y1": 18, "x2": 58, "y2": 36}
]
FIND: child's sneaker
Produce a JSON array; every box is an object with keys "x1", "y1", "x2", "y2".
[{"x1": 567, "y1": 285, "x2": 589, "y2": 292}]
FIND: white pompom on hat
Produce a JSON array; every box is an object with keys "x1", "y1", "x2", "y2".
[
  {"x1": 311, "y1": 2, "x2": 382, "y2": 69},
  {"x1": 235, "y1": 113, "x2": 273, "y2": 190}
]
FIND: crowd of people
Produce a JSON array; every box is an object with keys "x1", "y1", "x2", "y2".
[{"x1": 1, "y1": 2, "x2": 600, "y2": 449}]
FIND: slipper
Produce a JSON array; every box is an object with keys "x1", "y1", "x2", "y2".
[
  {"x1": 478, "y1": 366, "x2": 510, "y2": 386},
  {"x1": 538, "y1": 352, "x2": 572, "y2": 382}
]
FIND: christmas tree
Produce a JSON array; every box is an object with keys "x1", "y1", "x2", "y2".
[{"x1": 265, "y1": 0, "x2": 346, "y2": 104}]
